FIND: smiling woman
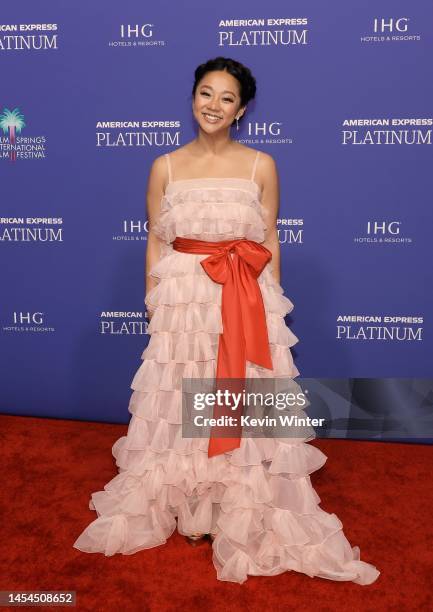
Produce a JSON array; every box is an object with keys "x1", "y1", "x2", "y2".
[
  {"x1": 191, "y1": 57, "x2": 256, "y2": 133},
  {"x1": 73, "y1": 56, "x2": 380, "y2": 587},
  {"x1": 200, "y1": 87, "x2": 237, "y2": 122}
]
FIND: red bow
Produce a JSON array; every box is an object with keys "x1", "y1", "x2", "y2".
[{"x1": 172, "y1": 237, "x2": 273, "y2": 457}]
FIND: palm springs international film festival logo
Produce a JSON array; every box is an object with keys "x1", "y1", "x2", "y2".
[{"x1": 0, "y1": 107, "x2": 46, "y2": 162}]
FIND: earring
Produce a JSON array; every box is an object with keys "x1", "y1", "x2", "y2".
[{"x1": 236, "y1": 117, "x2": 239, "y2": 131}]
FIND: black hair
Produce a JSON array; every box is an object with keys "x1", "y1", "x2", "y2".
[{"x1": 191, "y1": 56, "x2": 256, "y2": 125}]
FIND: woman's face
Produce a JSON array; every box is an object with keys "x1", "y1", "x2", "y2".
[{"x1": 192, "y1": 69, "x2": 245, "y2": 133}]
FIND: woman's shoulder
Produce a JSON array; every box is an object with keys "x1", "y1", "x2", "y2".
[
  {"x1": 151, "y1": 144, "x2": 188, "y2": 165},
  {"x1": 148, "y1": 153, "x2": 168, "y2": 184},
  {"x1": 162, "y1": 143, "x2": 194, "y2": 161},
  {"x1": 236, "y1": 143, "x2": 276, "y2": 166},
  {"x1": 151, "y1": 145, "x2": 195, "y2": 186},
  {"x1": 241, "y1": 146, "x2": 277, "y2": 174}
]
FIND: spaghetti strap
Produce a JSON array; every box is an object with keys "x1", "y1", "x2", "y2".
[
  {"x1": 165, "y1": 153, "x2": 172, "y2": 183},
  {"x1": 251, "y1": 150, "x2": 260, "y2": 181}
]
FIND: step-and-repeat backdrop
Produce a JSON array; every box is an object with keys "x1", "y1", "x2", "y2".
[{"x1": 2, "y1": 2, "x2": 432, "y2": 437}]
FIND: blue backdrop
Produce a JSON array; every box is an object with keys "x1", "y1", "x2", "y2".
[{"x1": 1, "y1": 1, "x2": 432, "y2": 431}]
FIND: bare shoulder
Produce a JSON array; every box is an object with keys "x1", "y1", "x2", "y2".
[
  {"x1": 165, "y1": 141, "x2": 194, "y2": 167},
  {"x1": 257, "y1": 149, "x2": 277, "y2": 172},
  {"x1": 165, "y1": 142, "x2": 195, "y2": 162},
  {"x1": 146, "y1": 153, "x2": 169, "y2": 200},
  {"x1": 237, "y1": 144, "x2": 276, "y2": 169},
  {"x1": 159, "y1": 143, "x2": 198, "y2": 180},
  {"x1": 149, "y1": 152, "x2": 167, "y2": 180},
  {"x1": 253, "y1": 149, "x2": 278, "y2": 192}
]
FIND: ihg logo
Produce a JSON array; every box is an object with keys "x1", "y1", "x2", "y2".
[
  {"x1": 246, "y1": 123, "x2": 282, "y2": 137},
  {"x1": 120, "y1": 25, "x2": 154, "y2": 38},
  {"x1": 367, "y1": 221, "x2": 401, "y2": 235},
  {"x1": 373, "y1": 18, "x2": 409, "y2": 33},
  {"x1": 13, "y1": 311, "x2": 44, "y2": 324}
]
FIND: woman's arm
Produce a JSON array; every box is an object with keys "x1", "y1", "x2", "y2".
[
  {"x1": 259, "y1": 153, "x2": 281, "y2": 284},
  {"x1": 145, "y1": 156, "x2": 166, "y2": 319}
]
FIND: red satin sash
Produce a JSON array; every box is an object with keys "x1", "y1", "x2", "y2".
[{"x1": 172, "y1": 236, "x2": 273, "y2": 457}]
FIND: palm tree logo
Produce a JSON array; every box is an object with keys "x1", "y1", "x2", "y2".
[{"x1": 0, "y1": 107, "x2": 26, "y2": 162}]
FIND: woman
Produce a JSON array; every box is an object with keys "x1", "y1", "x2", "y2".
[{"x1": 73, "y1": 56, "x2": 380, "y2": 586}]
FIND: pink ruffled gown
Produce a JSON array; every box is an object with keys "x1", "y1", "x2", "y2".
[{"x1": 73, "y1": 150, "x2": 380, "y2": 586}]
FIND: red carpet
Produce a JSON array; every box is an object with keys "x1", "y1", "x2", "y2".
[{"x1": 0, "y1": 414, "x2": 431, "y2": 611}]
